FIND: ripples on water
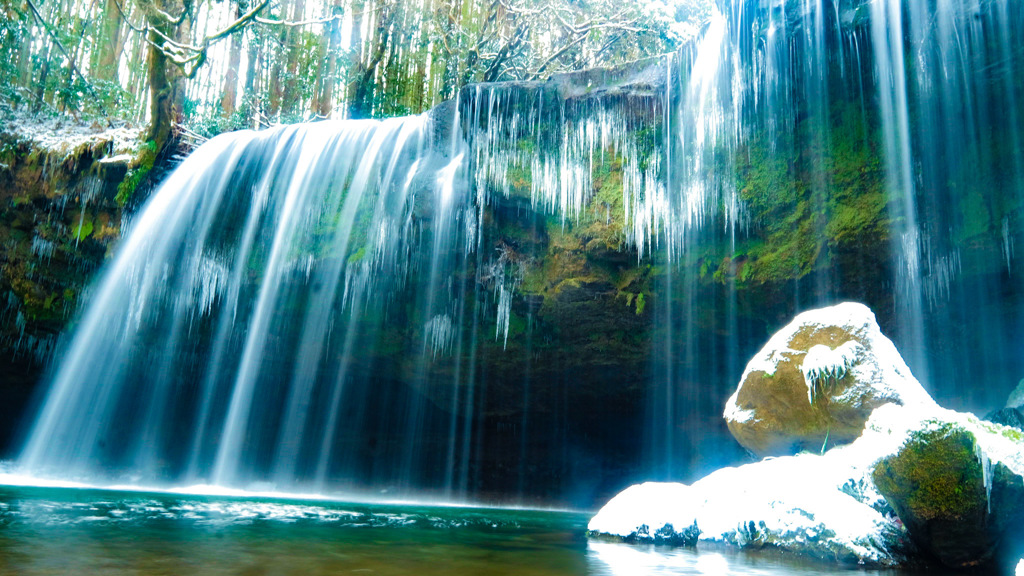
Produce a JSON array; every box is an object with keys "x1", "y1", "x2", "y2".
[{"x1": 0, "y1": 485, "x2": 958, "y2": 576}]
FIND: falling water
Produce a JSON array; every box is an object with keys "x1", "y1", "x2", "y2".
[
  {"x1": 14, "y1": 0, "x2": 1024, "y2": 506},
  {"x1": 19, "y1": 117, "x2": 483, "y2": 496}
]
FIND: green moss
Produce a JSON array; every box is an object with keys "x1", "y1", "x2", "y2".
[
  {"x1": 506, "y1": 310, "x2": 527, "y2": 340},
  {"x1": 73, "y1": 214, "x2": 93, "y2": 241},
  {"x1": 347, "y1": 246, "x2": 366, "y2": 264},
  {"x1": 872, "y1": 422, "x2": 985, "y2": 522},
  {"x1": 975, "y1": 419, "x2": 1024, "y2": 443},
  {"x1": 116, "y1": 140, "x2": 158, "y2": 207},
  {"x1": 695, "y1": 101, "x2": 889, "y2": 287},
  {"x1": 634, "y1": 292, "x2": 645, "y2": 315}
]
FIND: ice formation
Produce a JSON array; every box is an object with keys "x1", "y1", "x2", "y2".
[{"x1": 801, "y1": 341, "x2": 861, "y2": 404}]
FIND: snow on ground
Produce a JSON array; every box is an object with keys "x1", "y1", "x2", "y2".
[{"x1": 1, "y1": 112, "x2": 141, "y2": 164}]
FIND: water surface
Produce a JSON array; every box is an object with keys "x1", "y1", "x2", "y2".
[{"x1": 0, "y1": 484, "x2": 959, "y2": 575}]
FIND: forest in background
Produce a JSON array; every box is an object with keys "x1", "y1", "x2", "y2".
[{"x1": 0, "y1": 0, "x2": 710, "y2": 153}]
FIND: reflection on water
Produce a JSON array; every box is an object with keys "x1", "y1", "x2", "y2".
[
  {"x1": 0, "y1": 485, "x2": 962, "y2": 575},
  {"x1": 588, "y1": 541, "x2": 902, "y2": 576}
]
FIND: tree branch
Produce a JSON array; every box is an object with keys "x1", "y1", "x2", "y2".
[
  {"x1": 24, "y1": 0, "x2": 99, "y2": 97},
  {"x1": 255, "y1": 14, "x2": 342, "y2": 27}
]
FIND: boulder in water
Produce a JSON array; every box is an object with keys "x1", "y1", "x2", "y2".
[
  {"x1": 724, "y1": 302, "x2": 934, "y2": 458},
  {"x1": 592, "y1": 304, "x2": 1024, "y2": 570},
  {"x1": 590, "y1": 402, "x2": 1024, "y2": 568},
  {"x1": 872, "y1": 419, "x2": 1024, "y2": 569}
]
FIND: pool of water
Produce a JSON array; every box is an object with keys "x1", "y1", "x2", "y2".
[{"x1": 0, "y1": 484, "x2": 954, "y2": 575}]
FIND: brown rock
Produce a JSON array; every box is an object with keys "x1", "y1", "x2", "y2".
[{"x1": 724, "y1": 302, "x2": 933, "y2": 457}]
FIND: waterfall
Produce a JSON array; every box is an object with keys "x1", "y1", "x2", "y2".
[
  {"x1": 14, "y1": 0, "x2": 1024, "y2": 506},
  {"x1": 18, "y1": 117, "x2": 484, "y2": 496},
  {"x1": 645, "y1": 0, "x2": 1024, "y2": 479}
]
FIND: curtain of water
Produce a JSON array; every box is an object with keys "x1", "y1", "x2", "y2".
[{"x1": 15, "y1": 0, "x2": 1024, "y2": 504}]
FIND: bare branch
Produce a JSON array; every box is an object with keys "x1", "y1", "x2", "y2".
[
  {"x1": 24, "y1": 0, "x2": 99, "y2": 97},
  {"x1": 206, "y1": 0, "x2": 271, "y2": 42},
  {"x1": 255, "y1": 14, "x2": 342, "y2": 27}
]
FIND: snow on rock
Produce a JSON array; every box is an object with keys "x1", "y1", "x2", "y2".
[
  {"x1": 587, "y1": 482, "x2": 698, "y2": 541},
  {"x1": 869, "y1": 404, "x2": 1024, "y2": 568},
  {"x1": 590, "y1": 405, "x2": 926, "y2": 565},
  {"x1": 589, "y1": 436, "x2": 900, "y2": 564},
  {"x1": 0, "y1": 113, "x2": 141, "y2": 168},
  {"x1": 591, "y1": 401, "x2": 1024, "y2": 568},
  {"x1": 724, "y1": 302, "x2": 935, "y2": 457},
  {"x1": 802, "y1": 341, "x2": 860, "y2": 403}
]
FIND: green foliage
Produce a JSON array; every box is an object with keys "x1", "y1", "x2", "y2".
[
  {"x1": 185, "y1": 105, "x2": 254, "y2": 139},
  {"x1": 0, "y1": 3, "x2": 30, "y2": 108},
  {"x1": 72, "y1": 214, "x2": 93, "y2": 241}
]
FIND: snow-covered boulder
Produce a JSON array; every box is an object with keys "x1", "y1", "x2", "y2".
[
  {"x1": 589, "y1": 404, "x2": 1024, "y2": 568},
  {"x1": 725, "y1": 302, "x2": 934, "y2": 457},
  {"x1": 873, "y1": 415, "x2": 1024, "y2": 568},
  {"x1": 591, "y1": 405, "x2": 914, "y2": 565}
]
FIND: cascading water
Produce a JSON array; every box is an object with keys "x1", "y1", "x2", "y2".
[
  {"x1": 19, "y1": 117, "x2": 484, "y2": 497},
  {"x1": 13, "y1": 0, "x2": 1024, "y2": 507},
  {"x1": 644, "y1": 0, "x2": 1024, "y2": 481}
]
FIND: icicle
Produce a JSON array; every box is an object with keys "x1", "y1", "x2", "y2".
[
  {"x1": 495, "y1": 284, "x2": 513, "y2": 350},
  {"x1": 975, "y1": 442, "x2": 993, "y2": 515},
  {"x1": 425, "y1": 314, "x2": 455, "y2": 357},
  {"x1": 801, "y1": 341, "x2": 861, "y2": 404},
  {"x1": 1003, "y1": 217, "x2": 1015, "y2": 273}
]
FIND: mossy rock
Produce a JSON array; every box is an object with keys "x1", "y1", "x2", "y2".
[
  {"x1": 872, "y1": 423, "x2": 1024, "y2": 569},
  {"x1": 725, "y1": 302, "x2": 932, "y2": 457}
]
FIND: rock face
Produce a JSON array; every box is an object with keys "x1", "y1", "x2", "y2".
[
  {"x1": 724, "y1": 302, "x2": 933, "y2": 458},
  {"x1": 985, "y1": 408, "x2": 1024, "y2": 432},
  {"x1": 872, "y1": 421, "x2": 1024, "y2": 569},
  {"x1": 0, "y1": 120, "x2": 146, "y2": 457}
]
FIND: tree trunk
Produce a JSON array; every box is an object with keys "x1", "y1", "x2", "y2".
[
  {"x1": 266, "y1": 0, "x2": 293, "y2": 118},
  {"x1": 311, "y1": 0, "x2": 342, "y2": 117},
  {"x1": 279, "y1": 0, "x2": 307, "y2": 115},
  {"x1": 34, "y1": 40, "x2": 52, "y2": 113},
  {"x1": 94, "y1": 0, "x2": 124, "y2": 81},
  {"x1": 343, "y1": 0, "x2": 365, "y2": 118},
  {"x1": 242, "y1": 26, "x2": 261, "y2": 124},
  {"x1": 220, "y1": 1, "x2": 245, "y2": 117},
  {"x1": 145, "y1": 3, "x2": 183, "y2": 153},
  {"x1": 17, "y1": 19, "x2": 34, "y2": 88},
  {"x1": 348, "y1": 0, "x2": 393, "y2": 119}
]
